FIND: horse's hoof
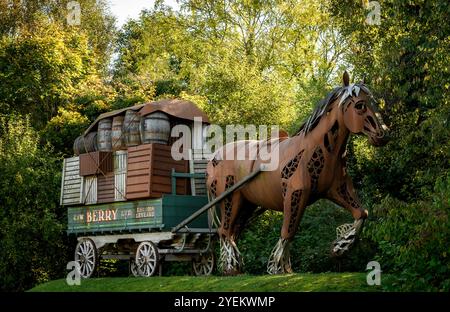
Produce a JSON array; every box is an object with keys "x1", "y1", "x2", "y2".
[
  {"x1": 267, "y1": 268, "x2": 293, "y2": 275},
  {"x1": 223, "y1": 269, "x2": 241, "y2": 276}
]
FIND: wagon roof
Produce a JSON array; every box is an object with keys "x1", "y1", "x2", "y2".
[
  {"x1": 84, "y1": 99, "x2": 209, "y2": 136},
  {"x1": 139, "y1": 98, "x2": 210, "y2": 123}
]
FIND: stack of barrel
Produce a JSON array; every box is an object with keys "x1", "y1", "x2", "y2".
[
  {"x1": 73, "y1": 110, "x2": 172, "y2": 155},
  {"x1": 71, "y1": 109, "x2": 188, "y2": 205}
]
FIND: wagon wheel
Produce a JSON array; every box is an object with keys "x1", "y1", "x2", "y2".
[
  {"x1": 74, "y1": 238, "x2": 98, "y2": 278},
  {"x1": 130, "y1": 258, "x2": 139, "y2": 277},
  {"x1": 135, "y1": 241, "x2": 160, "y2": 277},
  {"x1": 193, "y1": 252, "x2": 215, "y2": 276}
]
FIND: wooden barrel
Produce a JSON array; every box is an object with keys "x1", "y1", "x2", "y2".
[
  {"x1": 97, "y1": 118, "x2": 112, "y2": 152},
  {"x1": 123, "y1": 110, "x2": 141, "y2": 147},
  {"x1": 141, "y1": 112, "x2": 171, "y2": 145},
  {"x1": 73, "y1": 132, "x2": 98, "y2": 155},
  {"x1": 111, "y1": 115, "x2": 126, "y2": 151}
]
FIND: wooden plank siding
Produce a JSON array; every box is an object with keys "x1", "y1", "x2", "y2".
[
  {"x1": 114, "y1": 151, "x2": 127, "y2": 201},
  {"x1": 82, "y1": 175, "x2": 97, "y2": 204},
  {"x1": 126, "y1": 144, "x2": 189, "y2": 200},
  {"x1": 60, "y1": 156, "x2": 83, "y2": 206},
  {"x1": 189, "y1": 149, "x2": 211, "y2": 196},
  {"x1": 97, "y1": 173, "x2": 115, "y2": 203}
]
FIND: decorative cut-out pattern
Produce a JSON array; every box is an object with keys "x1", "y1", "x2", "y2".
[
  {"x1": 331, "y1": 121, "x2": 339, "y2": 137},
  {"x1": 324, "y1": 121, "x2": 339, "y2": 153},
  {"x1": 337, "y1": 182, "x2": 360, "y2": 209},
  {"x1": 307, "y1": 146, "x2": 325, "y2": 193},
  {"x1": 288, "y1": 190, "x2": 302, "y2": 234},
  {"x1": 223, "y1": 175, "x2": 235, "y2": 230},
  {"x1": 210, "y1": 179, "x2": 217, "y2": 198},
  {"x1": 324, "y1": 134, "x2": 331, "y2": 152},
  {"x1": 212, "y1": 158, "x2": 220, "y2": 167},
  {"x1": 281, "y1": 182, "x2": 287, "y2": 198},
  {"x1": 281, "y1": 150, "x2": 304, "y2": 180}
]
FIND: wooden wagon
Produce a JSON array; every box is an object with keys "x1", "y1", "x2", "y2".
[{"x1": 62, "y1": 99, "x2": 219, "y2": 278}]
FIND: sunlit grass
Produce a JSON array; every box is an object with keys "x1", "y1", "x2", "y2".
[{"x1": 29, "y1": 272, "x2": 388, "y2": 292}]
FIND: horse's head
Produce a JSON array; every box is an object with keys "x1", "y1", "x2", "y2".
[{"x1": 339, "y1": 71, "x2": 389, "y2": 146}]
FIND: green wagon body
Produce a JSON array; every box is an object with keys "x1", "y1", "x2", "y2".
[
  {"x1": 67, "y1": 195, "x2": 209, "y2": 235},
  {"x1": 64, "y1": 101, "x2": 219, "y2": 277}
]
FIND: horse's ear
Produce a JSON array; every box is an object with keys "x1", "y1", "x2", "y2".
[
  {"x1": 361, "y1": 75, "x2": 366, "y2": 84},
  {"x1": 343, "y1": 71, "x2": 350, "y2": 86}
]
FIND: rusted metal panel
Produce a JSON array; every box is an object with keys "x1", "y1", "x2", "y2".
[
  {"x1": 114, "y1": 151, "x2": 127, "y2": 201},
  {"x1": 126, "y1": 143, "x2": 189, "y2": 200},
  {"x1": 126, "y1": 144, "x2": 152, "y2": 199},
  {"x1": 97, "y1": 173, "x2": 115, "y2": 203},
  {"x1": 83, "y1": 175, "x2": 97, "y2": 204},
  {"x1": 79, "y1": 151, "x2": 113, "y2": 176},
  {"x1": 60, "y1": 156, "x2": 83, "y2": 206},
  {"x1": 139, "y1": 99, "x2": 210, "y2": 123}
]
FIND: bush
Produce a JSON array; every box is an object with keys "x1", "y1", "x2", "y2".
[
  {"x1": 362, "y1": 175, "x2": 450, "y2": 291},
  {"x1": 239, "y1": 200, "x2": 361, "y2": 274},
  {"x1": 0, "y1": 114, "x2": 68, "y2": 291},
  {"x1": 41, "y1": 107, "x2": 90, "y2": 157}
]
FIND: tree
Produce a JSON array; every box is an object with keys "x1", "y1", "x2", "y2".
[
  {"x1": 114, "y1": 0, "x2": 348, "y2": 129},
  {"x1": 0, "y1": 0, "x2": 116, "y2": 72},
  {"x1": 327, "y1": 0, "x2": 450, "y2": 200},
  {"x1": 0, "y1": 114, "x2": 68, "y2": 291},
  {"x1": 0, "y1": 19, "x2": 95, "y2": 128}
]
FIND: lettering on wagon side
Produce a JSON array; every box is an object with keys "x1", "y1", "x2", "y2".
[
  {"x1": 135, "y1": 206, "x2": 155, "y2": 219},
  {"x1": 86, "y1": 208, "x2": 117, "y2": 223}
]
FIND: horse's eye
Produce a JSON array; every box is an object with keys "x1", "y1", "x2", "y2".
[{"x1": 355, "y1": 102, "x2": 366, "y2": 110}]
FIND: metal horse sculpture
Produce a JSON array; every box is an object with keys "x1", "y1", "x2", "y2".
[{"x1": 206, "y1": 71, "x2": 389, "y2": 275}]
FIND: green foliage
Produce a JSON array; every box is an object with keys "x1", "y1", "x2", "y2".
[
  {"x1": 348, "y1": 104, "x2": 450, "y2": 204},
  {"x1": 329, "y1": 0, "x2": 450, "y2": 200},
  {"x1": 41, "y1": 108, "x2": 90, "y2": 157},
  {"x1": 0, "y1": 114, "x2": 68, "y2": 291},
  {"x1": 0, "y1": 20, "x2": 94, "y2": 128},
  {"x1": 114, "y1": 1, "x2": 345, "y2": 128},
  {"x1": 361, "y1": 176, "x2": 450, "y2": 291},
  {"x1": 111, "y1": 73, "x2": 156, "y2": 110},
  {"x1": 195, "y1": 56, "x2": 296, "y2": 127},
  {"x1": 73, "y1": 75, "x2": 117, "y2": 121},
  {"x1": 239, "y1": 200, "x2": 357, "y2": 274},
  {"x1": 0, "y1": 0, "x2": 116, "y2": 72}
]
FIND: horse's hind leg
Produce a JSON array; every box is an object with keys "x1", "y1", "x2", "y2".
[
  {"x1": 267, "y1": 187, "x2": 308, "y2": 274},
  {"x1": 215, "y1": 175, "x2": 245, "y2": 275}
]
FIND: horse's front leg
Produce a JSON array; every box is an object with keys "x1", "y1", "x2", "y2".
[
  {"x1": 328, "y1": 176, "x2": 368, "y2": 221},
  {"x1": 327, "y1": 177, "x2": 368, "y2": 256},
  {"x1": 267, "y1": 187, "x2": 308, "y2": 274}
]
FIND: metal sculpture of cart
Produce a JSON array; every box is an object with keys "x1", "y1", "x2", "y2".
[
  {"x1": 63, "y1": 99, "x2": 264, "y2": 278},
  {"x1": 68, "y1": 186, "x2": 217, "y2": 277}
]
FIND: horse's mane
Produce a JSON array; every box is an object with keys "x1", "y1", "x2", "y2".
[{"x1": 296, "y1": 83, "x2": 374, "y2": 135}]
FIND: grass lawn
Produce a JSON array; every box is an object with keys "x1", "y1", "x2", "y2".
[{"x1": 29, "y1": 272, "x2": 387, "y2": 292}]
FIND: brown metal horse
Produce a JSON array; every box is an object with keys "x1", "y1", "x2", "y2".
[{"x1": 206, "y1": 72, "x2": 389, "y2": 275}]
